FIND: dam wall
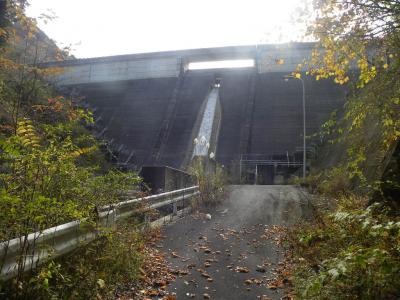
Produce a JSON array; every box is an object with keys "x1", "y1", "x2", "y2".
[
  {"x1": 46, "y1": 43, "x2": 315, "y2": 85},
  {"x1": 53, "y1": 43, "x2": 347, "y2": 173}
]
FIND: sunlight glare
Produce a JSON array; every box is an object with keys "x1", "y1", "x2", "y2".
[{"x1": 188, "y1": 60, "x2": 255, "y2": 70}]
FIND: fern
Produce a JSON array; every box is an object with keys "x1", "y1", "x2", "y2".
[{"x1": 16, "y1": 119, "x2": 40, "y2": 148}]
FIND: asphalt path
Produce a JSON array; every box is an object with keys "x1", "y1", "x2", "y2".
[{"x1": 160, "y1": 185, "x2": 312, "y2": 300}]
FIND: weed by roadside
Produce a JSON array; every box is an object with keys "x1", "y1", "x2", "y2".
[
  {"x1": 0, "y1": 220, "x2": 144, "y2": 300},
  {"x1": 288, "y1": 195, "x2": 400, "y2": 300},
  {"x1": 189, "y1": 158, "x2": 226, "y2": 208},
  {"x1": 117, "y1": 229, "x2": 178, "y2": 300}
]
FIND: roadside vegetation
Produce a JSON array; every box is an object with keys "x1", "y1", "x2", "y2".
[
  {"x1": 0, "y1": 3, "x2": 227, "y2": 298},
  {"x1": 189, "y1": 156, "x2": 226, "y2": 208},
  {"x1": 289, "y1": 1, "x2": 400, "y2": 299},
  {"x1": 0, "y1": 2, "x2": 145, "y2": 298}
]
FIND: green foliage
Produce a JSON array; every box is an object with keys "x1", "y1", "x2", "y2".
[
  {"x1": 309, "y1": 58, "x2": 400, "y2": 194},
  {"x1": 0, "y1": 0, "x2": 67, "y2": 130},
  {"x1": 190, "y1": 157, "x2": 226, "y2": 207},
  {"x1": 0, "y1": 115, "x2": 140, "y2": 241},
  {"x1": 0, "y1": 3, "x2": 144, "y2": 299},
  {"x1": 302, "y1": 166, "x2": 351, "y2": 196},
  {"x1": 0, "y1": 109, "x2": 142, "y2": 297},
  {"x1": 304, "y1": 0, "x2": 400, "y2": 87},
  {"x1": 290, "y1": 3, "x2": 400, "y2": 298},
  {"x1": 290, "y1": 196, "x2": 400, "y2": 299},
  {"x1": 299, "y1": 0, "x2": 400, "y2": 195},
  {"x1": 1, "y1": 223, "x2": 143, "y2": 299}
]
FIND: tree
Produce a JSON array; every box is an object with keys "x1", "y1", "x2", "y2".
[
  {"x1": 289, "y1": 5, "x2": 400, "y2": 299},
  {"x1": 0, "y1": 4, "x2": 142, "y2": 295},
  {"x1": 300, "y1": 0, "x2": 400, "y2": 192},
  {"x1": 0, "y1": 0, "x2": 66, "y2": 132},
  {"x1": 306, "y1": 0, "x2": 400, "y2": 87}
]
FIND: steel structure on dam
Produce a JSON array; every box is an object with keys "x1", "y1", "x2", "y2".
[{"x1": 46, "y1": 43, "x2": 346, "y2": 182}]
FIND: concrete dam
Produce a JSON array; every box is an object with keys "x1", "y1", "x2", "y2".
[{"x1": 50, "y1": 43, "x2": 346, "y2": 183}]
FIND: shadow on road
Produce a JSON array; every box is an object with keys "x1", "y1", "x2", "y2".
[{"x1": 159, "y1": 185, "x2": 311, "y2": 300}]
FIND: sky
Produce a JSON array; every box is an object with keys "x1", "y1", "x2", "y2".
[{"x1": 25, "y1": 0, "x2": 308, "y2": 59}]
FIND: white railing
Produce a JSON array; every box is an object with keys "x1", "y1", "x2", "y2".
[{"x1": 0, "y1": 186, "x2": 199, "y2": 280}]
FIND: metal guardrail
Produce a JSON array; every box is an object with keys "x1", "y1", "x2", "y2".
[
  {"x1": 240, "y1": 159, "x2": 303, "y2": 166},
  {"x1": 0, "y1": 186, "x2": 199, "y2": 280}
]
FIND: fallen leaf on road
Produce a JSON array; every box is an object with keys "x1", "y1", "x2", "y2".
[
  {"x1": 171, "y1": 251, "x2": 181, "y2": 258},
  {"x1": 163, "y1": 295, "x2": 177, "y2": 300},
  {"x1": 170, "y1": 269, "x2": 189, "y2": 276},
  {"x1": 181, "y1": 258, "x2": 190, "y2": 262},
  {"x1": 154, "y1": 280, "x2": 167, "y2": 287},
  {"x1": 147, "y1": 290, "x2": 160, "y2": 296},
  {"x1": 235, "y1": 266, "x2": 250, "y2": 273}
]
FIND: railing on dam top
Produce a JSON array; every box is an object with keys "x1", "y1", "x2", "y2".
[{"x1": 0, "y1": 186, "x2": 199, "y2": 280}]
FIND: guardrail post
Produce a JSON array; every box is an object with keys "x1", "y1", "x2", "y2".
[{"x1": 99, "y1": 208, "x2": 117, "y2": 229}]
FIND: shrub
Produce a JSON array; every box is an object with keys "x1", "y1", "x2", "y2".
[
  {"x1": 302, "y1": 167, "x2": 352, "y2": 196},
  {"x1": 0, "y1": 7, "x2": 144, "y2": 297},
  {"x1": 0, "y1": 102, "x2": 141, "y2": 296},
  {"x1": 189, "y1": 157, "x2": 226, "y2": 208},
  {"x1": 0, "y1": 117, "x2": 140, "y2": 241},
  {"x1": 290, "y1": 195, "x2": 400, "y2": 300},
  {"x1": 1, "y1": 222, "x2": 143, "y2": 299}
]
